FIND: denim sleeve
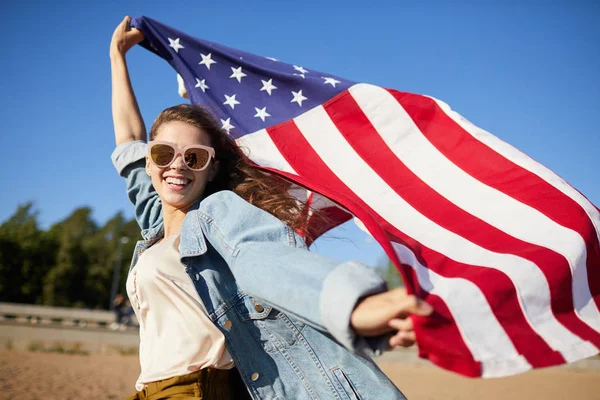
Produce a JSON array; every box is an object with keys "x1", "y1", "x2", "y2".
[
  {"x1": 197, "y1": 190, "x2": 390, "y2": 357},
  {"x1": 111, "y1": 140, "x2": 163, "y2": 233}
]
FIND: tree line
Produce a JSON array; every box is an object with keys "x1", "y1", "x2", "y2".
[{"x1": 0, "y1": 203, "x2": 140, "y2": 309}]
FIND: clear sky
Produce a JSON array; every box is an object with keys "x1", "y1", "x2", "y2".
[{"x1": 1, "y1": 1, "x2": 598, "y2": 267}]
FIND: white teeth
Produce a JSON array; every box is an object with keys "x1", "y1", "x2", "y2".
[{"x1": 165, "y1": 177, "x2": 191, "y2": 185}]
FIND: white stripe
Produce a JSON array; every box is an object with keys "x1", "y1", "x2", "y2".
[
  {"x1": 391, "y1": 242, "x2": 531, "y2": 377},
  {"x1": 431, "y1": 96, "x2": 600, "y2": 330},
  {"x1": 294, "y1": 100, "x2": 595, "y2": 362},
  {"x1": 235, "y1": 129, "x2": 297, "y2": 175}
]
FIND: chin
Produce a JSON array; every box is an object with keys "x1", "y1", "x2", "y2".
[{"x1": 161, "y1": 192, "x2": 204, "y2": 210}]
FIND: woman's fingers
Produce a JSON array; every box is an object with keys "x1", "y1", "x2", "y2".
[
  {"x1": 391, "y1": 288, "x2": 434, "y2": 317},
  {"x1": 388, "y1": 317, "x2": 413, "y2": 332},
  {"x1": 388, "y1": 317, "x2": 416, "y2": 347},
  {"x1": 127, "y1": 28, "x2": 145, "y2": 44},
  {"x1": 350, "y1": 288, "x2": 433, "y2": 343},
  {"x1": 110, "y1": 16, "x2": 144, "y2": 56},
  {"x1": 389, "y1": 329, "x2": 417, "y2": 348},
  {"x1": 384, "y1": 291, "x2": 433, "y2": 349}
]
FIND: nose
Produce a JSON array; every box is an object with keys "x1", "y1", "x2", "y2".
[{"x1": 169, "y1": 152, "x2": 188, "y2": 170}]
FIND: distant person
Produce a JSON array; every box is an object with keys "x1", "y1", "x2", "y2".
[
  {"x1": 111, "y1": 293, "x2": 126, "y2": 330},
  {"x1": 110, "y1": 16, "x2": 432, "y2": 399},
  {"x1": 121, "y1": 299, "x2": 136, "y2": 327}
]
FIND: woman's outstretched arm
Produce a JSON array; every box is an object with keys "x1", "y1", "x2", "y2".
[
  {"x1": 197, "y1": 191, "x2": 433, "y2": 356},
  {"x1": 110, "y1": 16, "x2": 146, "y2": 146}
]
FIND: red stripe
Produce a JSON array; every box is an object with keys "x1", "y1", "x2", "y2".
[
  {"x1": 398, "y1": 257, "x2": 483, "y2": 377},
  {"x1": 264, "y1": 118, "x2": 480, "y2": 376},
  {"x1": 392, "y1": 90, "x2": 600, "y2": 339},
  {"x1": 322, "y1": 92, "x2": 581, "y2": 362}
]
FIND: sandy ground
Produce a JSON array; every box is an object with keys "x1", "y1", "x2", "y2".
[{"x1": 1, "y1": 349, "x2": 599, "y2": 400}]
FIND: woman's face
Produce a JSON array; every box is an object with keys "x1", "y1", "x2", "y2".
[{"x1": 146, "y1": 121, "x2": 218, "y2": 212}]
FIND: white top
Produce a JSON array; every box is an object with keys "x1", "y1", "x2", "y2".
[{"x1": 126, "y1": 234, "x2": 234, "y2": 391}]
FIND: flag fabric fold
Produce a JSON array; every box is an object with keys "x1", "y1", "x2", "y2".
[{"x1": 130, "y1": 16, "x2": 600, "y2": 378}]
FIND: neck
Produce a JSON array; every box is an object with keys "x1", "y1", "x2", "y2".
[{"x1": 161, "y1": 204, "x2": 188, "y2": 238}]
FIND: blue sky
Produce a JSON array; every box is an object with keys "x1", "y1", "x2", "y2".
[{"x1": 1, "y1": 1, "x2": 598, "y2": 267}]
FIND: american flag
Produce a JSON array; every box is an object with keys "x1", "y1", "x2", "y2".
[{"x1": 131, "y1": 16, "x2": 600, "y2": 378}]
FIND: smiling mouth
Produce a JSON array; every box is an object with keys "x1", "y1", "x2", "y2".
[{"x1": 164, "y1": 176, "x2": 192, "y2": 190}]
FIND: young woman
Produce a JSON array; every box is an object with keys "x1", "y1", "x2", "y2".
[{"x1": 110, "y1": 16, "x2": 433, "y2": 400}]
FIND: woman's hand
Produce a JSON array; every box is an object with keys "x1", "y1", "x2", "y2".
[
  {"x1": 350, "y1": 288, "x2": 433, "y2": 348},
  {"x1": 110, "y1": 16, "x2": 145, "y2": 57}
]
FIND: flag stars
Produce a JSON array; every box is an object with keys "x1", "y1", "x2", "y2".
[
  {"x1": 229, "y1": 66, "x2": 247, "y2": 83},
  {"x1": 293, "y1": 65, "x2": 309, "y2": 74},
  {"x1": 221, "y1": 118, "x2": 235, "y2": 134},
  {"x1": 223, "y1": 94, "x2": 240, "y2": 109},
  {"x1": 291, "y1": 90, "x2": 307, "y2": 107},
  {"x1": 254, "y1": 107, "x2": 271, "y2": 122},
  {"x1": 199, "y1": 53, "x2": 217, "y2": 70},
  {"x1": 260, "y1": 79, "x2": 277, "y2": 95},
  {"x1": 194, "y1": 78, "x2": 209, "y2": 92},
  {"x1": 168, "y1": 38, "x2": 184, "y2": 53},
  {"x1": 266, "y1": 57, "x2": 278, "y2": 61},
  {"x1": 322, "y1": 77, "x2": 341, "y2": 87}
]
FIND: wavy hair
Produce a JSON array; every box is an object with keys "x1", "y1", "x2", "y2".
[{"x1": 150, "y1": 104, "x2": 316, "y2": 239}]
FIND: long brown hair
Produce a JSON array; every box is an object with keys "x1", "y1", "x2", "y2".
[{"x1": 150, "y1": 104, "x2": 313, "y2": 237}]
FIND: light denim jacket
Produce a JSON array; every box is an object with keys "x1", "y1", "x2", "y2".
[{"x1": 112, "y1": 141, "x2": 406, "y2": 400}]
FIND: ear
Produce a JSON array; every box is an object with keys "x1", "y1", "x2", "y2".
[
  {"x1": 208, "y1": 160, "x2": 220, "y2": 182},
  {"x1": 145, "y1": 156, "x2": 151, "y2": 176}
]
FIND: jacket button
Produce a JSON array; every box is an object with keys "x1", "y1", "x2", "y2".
[
  {"x1": 254, "y1": 304, "x2": 264, "y2": 313},
  {"x1": 251, "y1": 372, "x2": 259, "y2": 381},
  {"x1": 224, "y1": 320, "x2": 232, "y2": 330}
]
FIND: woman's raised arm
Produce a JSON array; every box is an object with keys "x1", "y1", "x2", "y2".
[
  {"x1": 110, "y1": 17, "x2": 163, "y2": 233},
  {"x1": 110, "y1": 16, "x2": 146, "y2": 146}
]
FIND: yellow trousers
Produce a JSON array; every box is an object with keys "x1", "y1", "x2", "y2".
[{"x1": 127, "y1": 368, "x2": 251, "y2": 400}]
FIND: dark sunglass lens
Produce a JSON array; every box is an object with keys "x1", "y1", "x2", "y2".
[
  {"x1": 151, "y1": 144, "x2": 175, "y2": 166},
  {"x1": 185, "y1": 148, "x2": 210, "y2": 170}
]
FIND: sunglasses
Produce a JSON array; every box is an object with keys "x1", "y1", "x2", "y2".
[{"x1": 148, "y1": 141, "x2": 215, "y2": 171}]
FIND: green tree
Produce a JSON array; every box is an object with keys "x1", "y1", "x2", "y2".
[
  {"x1": 0, "y1": 203, "x2": 55, "y2": 304},
  {"x1": 43, "y1": 207, "x2": 97, "y2": 307}
]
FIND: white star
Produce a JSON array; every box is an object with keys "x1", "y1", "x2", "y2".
[
  {"x1": 322, "y1": 77, "x2": 341, "y2": 87},
  {"x1": 254, "y1": 107, "x2": 271, "y2": 122},
  {"x1": 229, "y1": 66, "x2": 247, "y2": 83},
  {"x1": 221, "y1": 118, "x2": 235, "y2": 134},
  {"x1": 168, "y1": 38, "x2": 184, "y2": 53},
  {"x1": 293, "y1": 73, "x2": 306, "y2": 79},
  {"x1": 223, "y1": 94, "x2": 240, "y2": 109},
  {"x1": 291, "y1": 90, "x2": 307, "y2": 107},
  {"x1": 260, "y1": 79, "x2": 277, "y2": 95},
  {"x1": 293, "y1": 65, "x2": 309, "y2": 74},
  {"x1": 194, "y1": 78, "x2": 209, "y2": 92},
  {"x1": 199, "y1": 53, "x2": 217, "y2": 70},
  {"x1": 266, "y1": 57, "x2": 278, "y2": 61}
]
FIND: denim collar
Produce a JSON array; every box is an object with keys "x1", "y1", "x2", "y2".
[{"x1": 140, "y1": 201, "x2": 208, "y2": 259}]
